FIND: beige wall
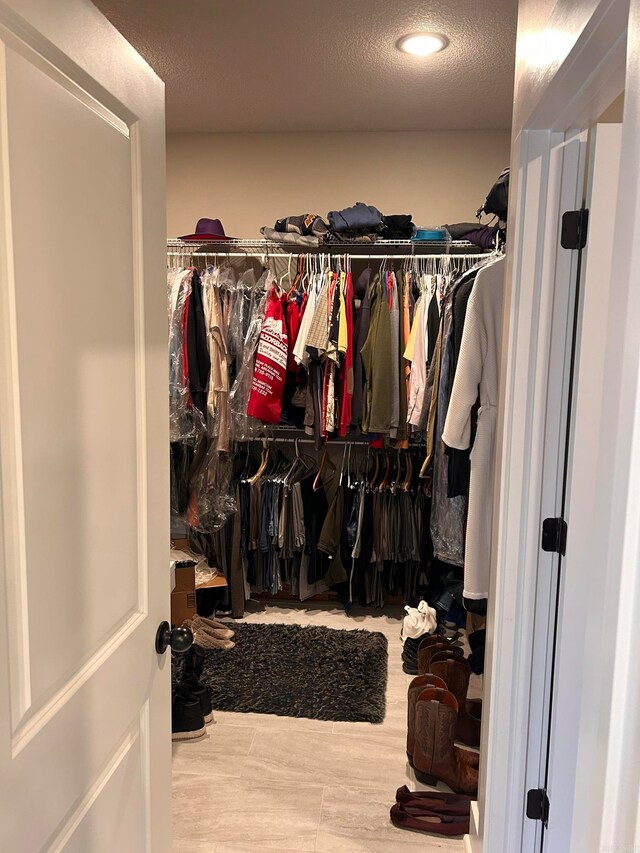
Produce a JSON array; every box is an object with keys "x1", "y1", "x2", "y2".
[{"x1": 166, "y1": 131, "x2": 511, "y2": 238}]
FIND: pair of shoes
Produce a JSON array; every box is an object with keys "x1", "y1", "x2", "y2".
[
  {"x1": 186, "y1": 616, "x2": 235, "y2": 650},
  {"x1": 390, "y1": 785, "x2": 471, "y2": 836},
  {"x1": 430, "y1": 656, "x2": 481, "y2": 747},
  {"x1": 417, "y1": 635, "x2": 465, "y2": 675},
  {"x1": 172, "y1": 647, "x2": 215, "y2": 741},
  {"x1": 408, "y1": 686, "x2": 479, "y2": 795},
  {"x1": 407, "y1": 672, "x2": 479, "y2": 765},
  {"x1": 416, "y1": 636, "x2": 482, "y2": 745},
  {"x1": 172, "y1": 681, "x2": 211, "y2": 741}
]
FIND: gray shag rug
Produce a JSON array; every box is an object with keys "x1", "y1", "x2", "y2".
[{"x1": 199, "y1": 622, "x2": 388, "y2": 723}]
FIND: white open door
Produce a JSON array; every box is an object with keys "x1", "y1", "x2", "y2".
[{"x1": 0, "y1": 1, "x2": 170, "y2": 851}]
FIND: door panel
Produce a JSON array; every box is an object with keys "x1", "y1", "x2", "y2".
[
  {"x1": 543, "y1": 123, "x2": 622, "y2": 852},
  {"x1": 0, "y1": 1, "x2": 169, "y2": 850},
  {"x1": 6, "y1": 43, "x2": 140, "y2": 716},
  {"x1": 519, "y1": 129, "x2": 589, "y2": 853}
]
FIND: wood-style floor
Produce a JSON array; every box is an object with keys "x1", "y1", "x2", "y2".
[{"x1": 173, "y1": 603, "x2": 479, "y2": 852}]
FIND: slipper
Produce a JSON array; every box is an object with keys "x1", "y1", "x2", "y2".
[
  {"x1": 390, "y1": 803, "x2": 469, "y2": 837},
  {"x1": 192, "y1": 616, "x2": 235, "y2": 640}
]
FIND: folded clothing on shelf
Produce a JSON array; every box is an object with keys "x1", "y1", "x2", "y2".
[{"x1": 328, "y1": 201, "x2": 384, "y2": 233}]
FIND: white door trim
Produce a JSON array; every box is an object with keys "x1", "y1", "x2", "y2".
[{"x1": 472, "y1": 0, "x2": 638, "y2": 850}]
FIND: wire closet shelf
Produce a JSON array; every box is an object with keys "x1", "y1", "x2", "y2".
[{"x1": 166, "y1": 237, "x2": 489, "y2": 262}]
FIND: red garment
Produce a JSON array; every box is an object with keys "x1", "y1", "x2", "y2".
[
  {"x1": 338, "y1": 272, "x2": 355, "y2": 437},
  {"x1": 247, "y1": 287, "x2": 289, "y2": 423},
  {"x1": 284, "y1": 293, "x2": 307, "y2": 383}
]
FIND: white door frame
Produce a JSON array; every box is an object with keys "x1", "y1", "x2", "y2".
[{"x1": 469, "y1": 0, "x2": 639, "y2": 850}]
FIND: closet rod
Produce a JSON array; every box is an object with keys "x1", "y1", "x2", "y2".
[{"x1": 240, "y1": 436, "x2": 426, "y2": 446}]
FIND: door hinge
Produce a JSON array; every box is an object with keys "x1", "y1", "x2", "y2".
[
  {"x1": 526, "y1": 788, "x2": 550, "y2": 824},
  {"x1": 561, "y1": 208, "x2": 589, "y2": 250},
  {"x1": 541, "y1": 517, "x2": 567, "y2": 555}
]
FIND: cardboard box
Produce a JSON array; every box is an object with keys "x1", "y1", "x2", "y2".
[
  {"x1": 173, "y1": 564, "x2": 196, "y2": 593},
  {"x1": 171, "y1": 589, "x2": 196, "y2": 626}
]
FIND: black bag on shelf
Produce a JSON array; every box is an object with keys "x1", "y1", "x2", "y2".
[{"x1": 477, "y1": 167, "x2": 510, "y2": 221}]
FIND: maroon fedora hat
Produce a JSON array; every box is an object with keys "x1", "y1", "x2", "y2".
[{"x1": 179, "y1": 217, "x2": 236, "y2": 241}]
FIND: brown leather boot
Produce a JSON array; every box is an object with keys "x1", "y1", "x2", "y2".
[
  {"x1": 412, "y1": 688, "x2": 479, "y2": 795},
  {"x1": 407, "y1": 673, "x2": 447, "y2": 763},
  {"x1": 428, "y1": 651, "x2": 483, "y2": 722},
  {"x1": 430, "y1": 658, "x2": 481, "y2": 748},
  {"x1": 417, "y1": 637, "x2": 464, "y2": 675},
  {"x1": 430, "y1": 648, "x2": 465, "y2": 666},
  {"x1": 467, "y1": 698, "x2": 482, "y2": 720}
]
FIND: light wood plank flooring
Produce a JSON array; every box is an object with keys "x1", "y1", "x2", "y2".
[{"x1": 173, "y1": 603, "x2": 478, "y2": 852}]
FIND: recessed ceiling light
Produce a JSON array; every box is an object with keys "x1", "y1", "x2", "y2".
[{"x1": 397, "y1": 32, "x2": 449, "y2": 57}]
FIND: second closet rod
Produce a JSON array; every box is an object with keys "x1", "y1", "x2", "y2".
[{"x1": 241, "y1": 436, "x2": 425, "y2": 446}]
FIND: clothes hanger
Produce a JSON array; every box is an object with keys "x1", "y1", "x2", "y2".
[
  {"x1": 402, "y1": 450, "x2": 414, "y2": 492},
  {"x1": 249, "y1": 438, "x2": 270, "y2": 485},
  {"x1": 378, "y1": 450, "x2": 392, "y2": 492},
  {"x1": 313, "y1": 447, "x2": 335, "y2": 491},
  {"x1": 339, "y1": 441, "x2": 348, "y2": 486},
  {"x1": 346, "y1": 443, "x2": 353, "y2": 490},
  {"x1": 277, "y1": 253, "x2": 293, "y2": 293},
  {"x1": 288, "y1": 255, "x2": 304, "y2": 300},
  {"x1": 367, "y1": 449, "x2": 380, "y2": 493},
  {"x1": 300, "y1": 253, "x2": 310, "y2": 293},
  {"x1": 390, "y1": 449, "x2": 401, "y2": 495}
]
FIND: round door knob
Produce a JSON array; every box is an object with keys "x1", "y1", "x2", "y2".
[{"x1": 155, "y1": 621, "x2": 194, "y2": 655}]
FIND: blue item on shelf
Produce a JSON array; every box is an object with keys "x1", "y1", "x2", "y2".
[{"x1": 412, "y1": 227, "x2": 450, "y2": 241}]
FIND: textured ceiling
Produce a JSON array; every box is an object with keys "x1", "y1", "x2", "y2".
[{"x1": 94, "y1": 0, "x2": 518, "y2": 132}]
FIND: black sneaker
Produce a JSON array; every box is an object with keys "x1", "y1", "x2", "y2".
[
  {"x1": 172, "y1": 687, "x2": 206, "y2": 741},
  {"x1": 181, "y1": 674, "x2": 213, "y2": 724}
]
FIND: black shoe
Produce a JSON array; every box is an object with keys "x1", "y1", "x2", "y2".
[
  {"x1": 402, "y1": 646, "x2": 418, "y2": 663},
  {"x1": 402, "y1": 659, "x2": 419, "y2": 675},
  {"x1": 403, "y1": 635, "x2": 430, "y2": 654},
  {"x1": 172, "y1": 687, "x2": 206, "y2": 741},
  {"x1": 182, "y1": 674, "x2": 213, "y2": 724},
  {"x1": 184, "y1": 645, "x2": 206, "y2": 679}
]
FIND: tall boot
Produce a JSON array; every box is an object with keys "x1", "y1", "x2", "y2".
[
  {"x1": 407, "y1": 673, "x2": 447, "y2": 763},
  {"x1": 413, "y1": 688, "x2": 478, "y2": 795},
  {"x1": 429, "y1": 650, "x2": 483, "y2": 725},
  {"x1": 430, "y1": 648, "x2": 465, "y2": 667},
  {"x1": 418, "y1": 637, "x2": 464, "y2": 675},
  {"x1": 430, "y1": 658, "x2": 481, "y2": 748}
]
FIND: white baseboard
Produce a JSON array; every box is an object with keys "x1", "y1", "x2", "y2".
[{"x1": 464, "y1": 801, "x2": 482, "y2": 853}]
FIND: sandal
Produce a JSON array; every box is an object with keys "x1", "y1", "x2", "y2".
[
  {"x1": 395, "y1": 786, "x2": 471, "y2": 813},
  {"x1": 390, "y1": 802, "x2": 469, "y2": 836}
]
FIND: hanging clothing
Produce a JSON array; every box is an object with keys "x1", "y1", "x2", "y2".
[
  {"x1": 447, "y1": 269, "x2": 480, "y2": 497},
  {"x1": 389, "y1": 272, "x2": 400, "y2": 439},
  {"x1": 247, "y1": 287, "x2": 289, "y2": 424},
  {"x1": 361, "y1": 276, "x2": 392, "y2": 434},
  {"x1": 338, "y1": 271, "x2": 355, "y2": 436},
  {"x1": 442, "y1": 256, "x2": 506, "y2": 599},
  {"x1": 186, "y1": 269, "x2": 211, "y2": 418},
  {"x1": 351, "y1": 270, "x2": 373, "y2": 428},
  {"x1": 429, "y1": 290, "x2": 466, "y2": 567}
]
